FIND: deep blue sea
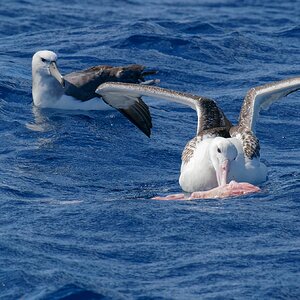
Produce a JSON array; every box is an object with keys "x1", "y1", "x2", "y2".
[{"x1": 0, "y1": 0, "x2": 299, "y2": 299}]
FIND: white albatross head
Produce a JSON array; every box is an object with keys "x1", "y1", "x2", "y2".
[
  {"x1": 209, "y1": 137, "x2": 238, "y2": 187},
  {"x1": 32, "y1": 50, "x2": 65, "y2": 107}
]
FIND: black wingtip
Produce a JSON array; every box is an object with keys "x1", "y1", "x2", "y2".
[
  {"x1": 145, "y1": 130, "x2": 151, "y2": 138},
  {"x1": 118, "y1": 101, "x2": 153, "y2": 138},
  {"x1": 118, "y1": 102, "x2": 152, "y2": 138}
]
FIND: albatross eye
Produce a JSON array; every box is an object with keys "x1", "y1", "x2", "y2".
[
  {"x1": 41, "y1": 58, "x2": 47, "y2": 63},
  {"x1": 217, "y1": 148, "x2": 221, "y2": 153}
]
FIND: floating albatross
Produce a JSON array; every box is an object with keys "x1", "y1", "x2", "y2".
[
  {"x1": 32, "y1": 50, "x2": 157, "y2": 136},
  {"x1": 95, "y1": 77, "x2": 300, "y2": 199}
]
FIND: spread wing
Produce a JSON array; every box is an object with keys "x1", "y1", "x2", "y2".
[
  {"x1": 63, "y1": 65, "x2": 157, "y2": 137},
  {"x1": 238, "y1": 76, "x2": 300, "y2": 132},
  {"x1": 231, "y1": 76, "x2": 300, "y2": 159},
  {"x1": 64, "y1": 64, "x2": 157, "y2": 101},
  {"x1": 104, "y1": 93, "x2": 153, "y2": 137},
  {"x1": 96, "y1": 82, "x2": 232, "y2": 137}
]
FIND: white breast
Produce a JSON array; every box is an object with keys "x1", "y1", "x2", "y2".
[{"x1": 179, "y1": 139, "x2": 217, "y2": 192}]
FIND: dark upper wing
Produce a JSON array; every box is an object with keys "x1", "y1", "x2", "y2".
[
  {"x1": 62, "y1": 65, "x2": 157, "y2": 137},
  {"x1": 64, "y1": 64, "x2": 157, "y2": 101},
  {"x1": 117, "y1": 96, "x2": 152, "y2": 137}
]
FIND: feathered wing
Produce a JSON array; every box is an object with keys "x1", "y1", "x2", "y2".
[
  {"x1": 63, "y1": 64, "x2": 157, "y2": 101},
  {"x1": 230, "y1": 76, "x2": 300, "y2": 160},
  {"x1": 63, "y1": 65, "x2": 157, "y2": 137},
  {"x1": 96, "y1": 82, "x2": 231, "y2": 137},
  {"x1": 104, "y1": 94, "x2": 153, "y2": 137},
  {"x1": 238, "y1": 76, "x2": 300, "y2": 132}
]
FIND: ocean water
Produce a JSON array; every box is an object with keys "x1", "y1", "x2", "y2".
[{"x1": 0, "y1": 0, "x2": 299, "y2": 299}]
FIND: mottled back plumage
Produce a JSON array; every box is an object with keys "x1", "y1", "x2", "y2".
[
  {"x1": 230, "y1": 126, "x2": 260, "y2": 159},
  {"x1": 196, "y1": 97, "x2": 232, "y2": 135}
]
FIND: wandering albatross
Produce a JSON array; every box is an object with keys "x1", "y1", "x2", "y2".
[
  {"x1": 32, "y1": 50, "x2": 158, "y2": 137},
  {"x1": 95, "y1": 77, "x2": 300, "y2": 199}
]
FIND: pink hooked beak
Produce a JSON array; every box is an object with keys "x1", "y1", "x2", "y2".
[{"x1": 216, "y1": 159, "x2": 230, "y2": 187}]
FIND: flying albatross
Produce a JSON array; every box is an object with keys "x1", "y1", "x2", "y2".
[
  {"x1": 95, "y1": 76, "x2": 300, "y2": 199},
  {"x1": 32, "y1": 50, "x2": 158, "y2": 137}
]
